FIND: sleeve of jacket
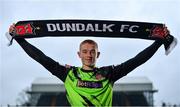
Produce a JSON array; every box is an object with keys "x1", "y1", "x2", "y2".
[
  {"x1": 110, "y1": 40, "x2": 162, "y2": 82},
  {"x1": 15, "y1": 38, "x2": 69, "y2": 82}
]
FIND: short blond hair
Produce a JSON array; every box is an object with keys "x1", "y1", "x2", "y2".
[{"x1": 79, "y1": 39, "x2": 98, "y2": 50}]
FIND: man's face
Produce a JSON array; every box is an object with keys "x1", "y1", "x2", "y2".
[{"x1": 78, "y1": 43, "x2": 100, "y2": 68}]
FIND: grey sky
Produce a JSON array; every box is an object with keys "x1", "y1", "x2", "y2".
[{"x1": 1, "y1": 0, "x2": 180, "y2": 106}]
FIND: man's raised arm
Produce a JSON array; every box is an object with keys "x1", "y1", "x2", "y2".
[
  {"x1": 111, "y1": 40, "x2": 163, "y2": 82},
  {"x1": 7, "y1": 24, "x2": 69, "y2": 82}
]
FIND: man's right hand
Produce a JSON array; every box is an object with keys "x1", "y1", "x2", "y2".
[
  {"x1": 6, "y1": 23, "x2": 16, "y2": 45},
  {"x1": 9, "y1": 23, "x2": 16, "y2": 35}
]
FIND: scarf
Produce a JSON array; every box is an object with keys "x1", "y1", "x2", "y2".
[{"x1": 7, "y1": 19, "x2": 177, "y2": 55}]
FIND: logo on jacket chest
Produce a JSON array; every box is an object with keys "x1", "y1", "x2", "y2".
[
  {"x1": 77, "y1": 80, "x2": 103, "y2": 88},
  {"x1": 95, "y1": 74, "x2": 104, "y2": 80}
]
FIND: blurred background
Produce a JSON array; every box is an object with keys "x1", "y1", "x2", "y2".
[{"x1": 0, "y1": 0, "x2": 180, "y2": 106}]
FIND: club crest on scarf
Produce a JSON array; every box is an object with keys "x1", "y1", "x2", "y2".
[
  {"x1": 151, "y1": 26, "x2": 166, "y2": 39},
  {"x1": 15, "y1": 23, "x2": 36, "y2": 35}
]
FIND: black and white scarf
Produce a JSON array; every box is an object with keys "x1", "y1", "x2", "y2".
[{"x1": 7, "y1": 19, "x2": 177, "y2": 55}]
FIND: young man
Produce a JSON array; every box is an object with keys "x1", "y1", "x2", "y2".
[{"x1": 8, "y1": 25, "x2": 168, "y2": 106}]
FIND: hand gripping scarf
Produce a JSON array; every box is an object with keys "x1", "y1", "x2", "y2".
[{"x1": 6, "y1": 19, "x2": 177, "y2": 55}]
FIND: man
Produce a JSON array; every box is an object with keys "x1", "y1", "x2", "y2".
[{"x1": 8, "y1": 24, "x2": 169, "y2": 106}]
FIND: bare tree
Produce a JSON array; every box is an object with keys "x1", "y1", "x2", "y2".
[{"x1": 16, "y1": 87, "x2": 31, "y2": 106}]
